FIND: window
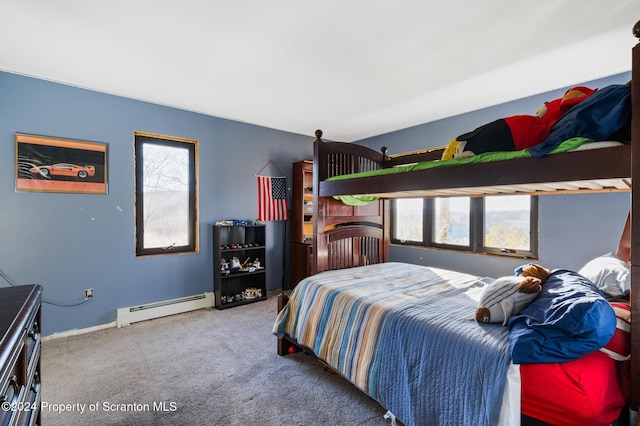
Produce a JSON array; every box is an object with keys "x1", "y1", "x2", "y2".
[
  {"x1": 393, "y1": 198, "x2": 424, "y2": 243},
  {"x1": 433, "y1": 197, "x2": 470, "y2": 246},
  {"x1": 392, "y1": 195, "x2": 538, "y2": 258},
  {"x1": 134, "y1": 132, "x2": 198, "y2": 256}
]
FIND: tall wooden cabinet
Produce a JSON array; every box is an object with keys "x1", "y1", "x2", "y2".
[
  {"x1": 0, "y1": 284, "x2": 42, "y2": 426},
  {"x1": 291, "y1": 161, "x2": 314, "y2": 287},
  {"x1": 291, "y1": 161, "x2": 314, "y2": 243}
]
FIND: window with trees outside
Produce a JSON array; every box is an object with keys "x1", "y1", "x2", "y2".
[
  {"x1": 392, "y1": 195, "x2": 538, "y2": 258},
  {"x1": 134, "y1": 132, "x2": 198, "y2": 256}
]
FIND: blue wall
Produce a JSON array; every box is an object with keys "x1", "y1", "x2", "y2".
[
  {"x1": 2, "y1": 70, "x2": 631, "y2": 335},
  {"x1": 0, "y1": 71, "x2": 314, "y2": 335},
  {"x1": 356, "y1": 72, "x2": 632, "y2": 278}
]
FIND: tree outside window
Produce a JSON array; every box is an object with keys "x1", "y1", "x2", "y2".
[
  {"x1": 392, "y1": 195, "x2": 537, "y2": 258},
  {"x1": 134, "y1": 133, "x2": 198, "y2": 256}
]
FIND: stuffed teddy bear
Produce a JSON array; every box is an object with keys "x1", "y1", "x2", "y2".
[
  {"x1": 441, "y1": 87, "x2": 596, "y2": 160},
  {"x1": 474, "y1": 264, "x2": 550, "y2": 325},
  {"x1": 515, "y1": 263, "x2": 551, "y2": 282}
]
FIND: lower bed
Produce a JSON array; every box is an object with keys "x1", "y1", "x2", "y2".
[{"x1": 273, "y1": 262, "x2": 628, "y2": 426}]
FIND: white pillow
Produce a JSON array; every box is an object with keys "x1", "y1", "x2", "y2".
[{"x1": 578, "y1": 252, "x2": 630, "y2": 297}]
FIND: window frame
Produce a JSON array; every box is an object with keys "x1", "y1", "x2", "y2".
[
  {"x1": 391, "y1": 195, "x2": 538, "y2": 258},
  {"x1": 478, "y1": 196, "x2": 538, "y2": 257},
  {"x1": 134, "y1": 132, "x2": 199, "y2": 257}
]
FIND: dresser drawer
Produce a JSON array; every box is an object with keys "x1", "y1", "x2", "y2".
[
  {"x1": 0, "y1": 286, "x2": 42, "y2": 426},
  {"x1": 16, "y1": 370, "x2": 40, "y2": 426},
  {"x1": 23, "y1": 321, "x2": 39, "y2": 373},
  {"x1": 0, "y1": 371, "x2": 21, "y2": 426}
]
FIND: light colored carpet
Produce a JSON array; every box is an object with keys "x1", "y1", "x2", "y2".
[{"x1": 41, "y1": 292, "x2": 390, "y2": 425}]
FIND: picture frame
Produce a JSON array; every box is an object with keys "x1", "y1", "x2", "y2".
[{"x1": 15, "y1": 133, "x2": 108, "y2": 194}]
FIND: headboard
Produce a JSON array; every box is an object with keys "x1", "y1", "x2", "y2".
[{"x1": 312, "y1": 130, "x2": 390, "y2": 274}]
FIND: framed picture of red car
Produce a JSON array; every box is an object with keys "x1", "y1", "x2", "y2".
[{"x1": 15, "y1": 133, "x2": 108, "y2": 194}]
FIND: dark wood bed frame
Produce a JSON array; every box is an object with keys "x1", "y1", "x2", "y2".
[{"x1": 278, "y1": 19, "x2": 640, "y2": 418}]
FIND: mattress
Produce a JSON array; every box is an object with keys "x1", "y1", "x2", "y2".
[{"x1": 274, "y1": 262, "x2": 512, "y2": 425}]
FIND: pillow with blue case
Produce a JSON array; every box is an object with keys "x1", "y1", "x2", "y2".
[{"x1": 508, "y1": 269, "x2": 616, "y2": 364}]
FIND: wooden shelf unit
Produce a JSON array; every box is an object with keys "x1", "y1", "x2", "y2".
[{"x1": 213, "y1": 224, "x2": 267, "y2": 309}]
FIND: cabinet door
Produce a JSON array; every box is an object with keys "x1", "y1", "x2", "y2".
[
  {"x1": 291, "y1": 242, "x2": 313, "y2": 288},
  {"x1": 292, "y1": 161, "x2": 313, "y2": 243}
]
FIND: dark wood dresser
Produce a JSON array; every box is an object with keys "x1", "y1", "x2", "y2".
[{"x1": 0, "y1": 285, "x2": 43, "y2": 426}]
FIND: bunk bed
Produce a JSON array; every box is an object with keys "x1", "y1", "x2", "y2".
[{"x1": 275, "y1": 20, "x2": 640, "y2": 426}]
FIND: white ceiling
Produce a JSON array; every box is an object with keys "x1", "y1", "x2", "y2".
[{"x1": 1, "y1": 1, "x2": 639, "y2": 141}]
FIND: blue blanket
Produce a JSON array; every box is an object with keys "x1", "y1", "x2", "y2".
[
  {"x1": 508, "y1": 269, "x2": 616, "y2": 363},
  {"x1": 274, "y1": 263, "x2": 512, "y2": 425},
  {"x1": 528, "y1": 84, "x2": 631, "y2": 157}
]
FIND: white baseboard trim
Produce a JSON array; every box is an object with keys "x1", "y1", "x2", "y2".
[
  {"x1": 116, "y1": 292, "x2": 214, "y2": 328},
  {"x1": 42, "y1": 321, "x2": 117, "y2": 341}
]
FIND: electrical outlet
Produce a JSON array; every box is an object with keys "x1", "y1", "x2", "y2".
[{"x1": 85, "y1": 288, "x2": 94, "y2": 300}]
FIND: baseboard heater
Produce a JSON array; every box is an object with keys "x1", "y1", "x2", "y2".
[{"x1": 117, "y1": 292, "x2": 214, "y2": 328}]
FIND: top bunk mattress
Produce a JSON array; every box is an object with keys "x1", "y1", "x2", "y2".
[{"x1": 319, "y1": 139, "x2": 631, "y2": 200}]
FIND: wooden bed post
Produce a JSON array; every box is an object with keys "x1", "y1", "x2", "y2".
[
  {"x1": 276, "y1": 292, "x2": 292, "y2": 356},
  {"x1": 380, "y1": 146, "x2": 389, "y2": 168},
  {"x1": 630, "y1": 19, "x2": 640, "y2": 412},
  {"x1": 312, "y1": 130, "x2": 326, "y2": 275}
]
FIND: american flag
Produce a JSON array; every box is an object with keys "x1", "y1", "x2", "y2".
[{"x1": 257, "y1": 176, "x2": 289, "y2": 221}]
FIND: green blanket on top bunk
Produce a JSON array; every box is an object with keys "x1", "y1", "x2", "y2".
[{"x1": 328, "y1": 137, "x2": 592, "y2": 206}]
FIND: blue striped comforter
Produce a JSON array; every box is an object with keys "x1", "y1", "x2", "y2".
[{"x1": 273, "y1": 262, "x2": 512, "y2": 426}]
